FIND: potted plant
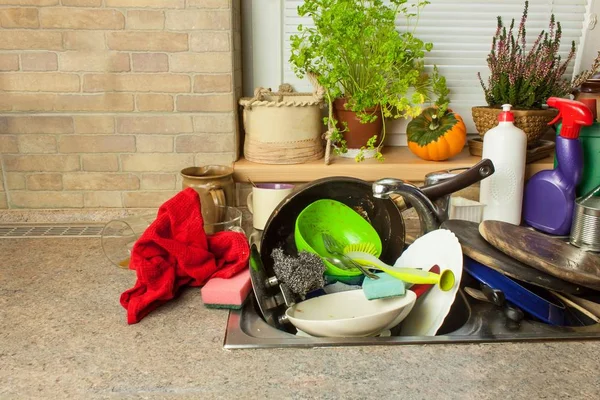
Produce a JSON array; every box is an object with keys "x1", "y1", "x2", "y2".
[
  {"x1": 289, "y1": 0, "x2": 434, "y2": 163},
  {"x1": 473, "y1": 1, "x2": 576, "y2": 145}
]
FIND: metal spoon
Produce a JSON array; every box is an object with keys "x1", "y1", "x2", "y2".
[{"x1": 324, "y1": 256, "x2": 379, "y2": 280}]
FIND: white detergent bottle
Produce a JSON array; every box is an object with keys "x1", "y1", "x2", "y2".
[{"x1": 479, "y1": 104, "x2": 527, "y2": 225}]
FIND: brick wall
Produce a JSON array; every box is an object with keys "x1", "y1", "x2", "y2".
[{"x1": 0, "y1": 0, "x2": 242, "y2": 209}]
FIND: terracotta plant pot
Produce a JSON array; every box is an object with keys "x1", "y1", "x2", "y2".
[
  {"x1": 471, "y1": 106, "x2": 558, "y2": 145},
  {"x1": 333, "y1": 98, "x2": 383, "y2": 156}
]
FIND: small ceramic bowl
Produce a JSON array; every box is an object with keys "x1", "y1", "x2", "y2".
[{"x1": 285, "y1": 289, "x2": 416, "y2": 337}]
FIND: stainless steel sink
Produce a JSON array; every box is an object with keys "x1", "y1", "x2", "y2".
[
  {"x1": 224, "y1": 289, "x2": 600, "y2": 349},
  {"x1": 229, "y1": 222, "x2": 600, "y2": 349}
]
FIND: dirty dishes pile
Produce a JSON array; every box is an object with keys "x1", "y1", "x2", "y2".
[
  {"x1": 254, "y1": 176, "x2": 467, "y2": 338},
  {"x1": 282, "y1": 227, "x2": 463, "y2": 337}
]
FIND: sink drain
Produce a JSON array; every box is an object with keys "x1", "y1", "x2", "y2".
[{"x1": 0, "y1": 224, "x2": 104, "y2": 238}]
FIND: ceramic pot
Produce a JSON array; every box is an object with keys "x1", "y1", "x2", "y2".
[
  {"x1": 574, "y1": 72, "x2": 600, "y2": 116},
  {"x1": 471, "y1": 106, "x2": 558, "y2": 145},
  {"x1": 180, "y1": 165, "x2": 235, "y2": 225},
  {"x1": 334, "y1": 98, "x2": 383, "y2": 158}
]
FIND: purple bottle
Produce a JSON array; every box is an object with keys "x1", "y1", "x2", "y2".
[{"x1": 523, "y1": 97, "x2": 594, "y2": 235}]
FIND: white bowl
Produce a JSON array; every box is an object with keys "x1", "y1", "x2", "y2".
[
  {"x1": 396, "y1": 229, "x2": 463, "y2": 336},
  {"x1": 285, "y1": 290, "x2": 417, "y2": 338}
]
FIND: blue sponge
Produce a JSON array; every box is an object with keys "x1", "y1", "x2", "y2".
[{"x1": 362, "y1": 272, "x2": 406, "y2": 300}]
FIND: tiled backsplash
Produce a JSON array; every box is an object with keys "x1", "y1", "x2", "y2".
[{"x1": 0, "y1": 0, "x2": 242, "y2": 209}]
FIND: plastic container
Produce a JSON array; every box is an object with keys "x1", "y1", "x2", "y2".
[
  {"x1": 554, "y1": 99, "x2": 600, "y2": 197},
  {"x1": 479, "y1": 104, "x2": 528, "y2": 225},
  {"x1": 449, "y1": 197, "x2": 486, "y2": 223},
  {"x1": 523, "y1": 98, "x2": 594, "y2": 235}
]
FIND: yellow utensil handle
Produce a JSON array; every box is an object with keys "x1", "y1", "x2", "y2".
[
  {"x1": 348, "y1": 251, "x2": 455, "y2": 291},
  {"x1": 373, "y1": 265, "x2": 440, "y2": 285},
  {"x1": 349, "y1": 255, "x2": 438, "y2": 284}
]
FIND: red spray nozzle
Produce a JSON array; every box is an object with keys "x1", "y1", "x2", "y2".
[{"x1": 548, "y1": 97, "x2": 594, "y2": 139}]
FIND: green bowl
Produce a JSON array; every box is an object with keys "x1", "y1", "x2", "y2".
[{"x1": 295, "y1": 199, "x2": 382, "y2": 277}]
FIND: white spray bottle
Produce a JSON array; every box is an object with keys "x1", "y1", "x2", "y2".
[{"x1": 479, "y1": 104, "x2": 527, "y2": 224}]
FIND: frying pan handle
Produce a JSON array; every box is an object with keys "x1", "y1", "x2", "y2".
[{"x1": 421, "y1": 159, "x2": 495, "y2": 201}]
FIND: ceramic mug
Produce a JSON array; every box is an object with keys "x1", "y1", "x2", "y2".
[
  {"x1": 181, "y1": 165, "x2": 235, "y2": 226},
  {"x1": 247, "y1": 183, "x2": 295, "y2": 230}
]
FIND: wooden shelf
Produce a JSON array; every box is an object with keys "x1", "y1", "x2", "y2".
[{"x1": 233, "y1": 147, "x2": 554, "y2": 183}]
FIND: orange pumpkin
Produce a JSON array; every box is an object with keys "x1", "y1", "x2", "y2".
[{"x1": 407, "y1": 107, "x2": 467, "y2": 161}]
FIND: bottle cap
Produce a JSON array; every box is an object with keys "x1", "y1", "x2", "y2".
[
  {"x1": 498, "y1": 104, "x2": 514, "y2": 122},
  {"x1": 579, "y1": 98, "x2": 598, "y2": 122}
]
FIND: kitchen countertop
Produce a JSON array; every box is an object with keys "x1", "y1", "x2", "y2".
[{"x1": 1, "y1": 216, "x2": 600, "y2": 399}]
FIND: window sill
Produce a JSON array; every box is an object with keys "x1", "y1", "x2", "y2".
[{"x1": 233, "y1": 147, "x2": 554, "y2": 183}]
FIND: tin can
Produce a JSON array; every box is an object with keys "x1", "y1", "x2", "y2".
[{"x1": 570, "y1": 184, "x2": 600, "y2": 252}]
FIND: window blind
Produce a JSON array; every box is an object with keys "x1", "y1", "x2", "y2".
[{"x1": 282, "y1": 0, "x2": 589, "y2": 141}]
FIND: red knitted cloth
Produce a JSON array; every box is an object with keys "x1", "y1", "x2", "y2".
[{"x1": 120, "y1": 188, "x2": 249, "y2": 324}]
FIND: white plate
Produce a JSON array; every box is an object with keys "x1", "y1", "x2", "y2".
[
  {"x1": 396, "y1": 229, "x2": 463, "y2": 336},
  {"x1": 286, "y1": 290, "x2": 417, "y2": 338}
]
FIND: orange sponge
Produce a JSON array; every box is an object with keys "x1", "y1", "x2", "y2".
[{"x1": 201, "y1": 268, "x2": 252, "y2": 310}]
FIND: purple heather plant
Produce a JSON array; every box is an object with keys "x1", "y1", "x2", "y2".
[{"x1": 478, "y1": 1, "x2": 576, "y2": 109}]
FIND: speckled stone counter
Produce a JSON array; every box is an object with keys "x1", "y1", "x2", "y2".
[
  {"x1": 1, "y1": 214, "x2": 600, "y2": 399},
  {"x1": 0, "y1": 209, "x2": 158, "y2": 224}
]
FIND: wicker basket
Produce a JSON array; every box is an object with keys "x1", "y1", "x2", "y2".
[
  {"x1": 239, "y1": 85, "x2": 325, "y2": 165},
  {"x1": 471, "y1": 106, "x2": 558, "y2": 145}
]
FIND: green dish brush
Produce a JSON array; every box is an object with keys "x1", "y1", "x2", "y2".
[{"x1": 343, "y1": 242, "x2": 379, "y2": 256}]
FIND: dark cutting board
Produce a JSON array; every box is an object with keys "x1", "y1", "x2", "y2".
[
  {"x1": 441, "y1": 220, "x2": 586, "y2": 294},
  {"x1": 479, "y1": 220, "x2": 600, "y2": 291}
]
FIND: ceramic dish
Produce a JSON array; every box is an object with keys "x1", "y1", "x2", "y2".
[
  {"x1": 383, "y1": 292, "x2": 419, "y2": 331},
  {"x1": 397, "y1": 229, "x2": 463, "y2": 336},
  {"x1": 295, "y1": 329, "x2": 392, "y2": 338},
  {"x1": 285, "y1": 289, "x2": 416, "y2": 338}
]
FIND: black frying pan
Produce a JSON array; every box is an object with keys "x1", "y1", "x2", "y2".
[
  {"x1": 260, "y1": 177, "x2": 405, "y2": 280},
  {"x1": 260, "y1": 159, "x2": 495, "y2": 285}
]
